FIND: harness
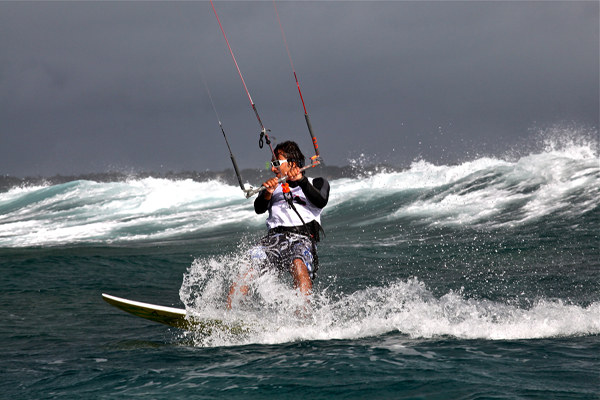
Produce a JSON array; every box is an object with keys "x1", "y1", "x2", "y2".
[{"x1": 269, "y1": 182, "x2": 321, "y2": 275}]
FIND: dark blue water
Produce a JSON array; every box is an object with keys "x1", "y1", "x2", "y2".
[{"x1": 1, "y1": 138, "x2": 599, "y2": 398}]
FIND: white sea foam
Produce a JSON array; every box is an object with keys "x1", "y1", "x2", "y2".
[
  {"x1": 328, "y1": 143, "x2": 599, "y2": 228},
  {"x1": 179, "y1": 258, "x2": 600, "y2": 347},
  {"x1": 0, "y1": 137, "x2": 597, "y2": 246},
  {"x1": 0, "y1": 178, "x2": 262, "y2": 247}
]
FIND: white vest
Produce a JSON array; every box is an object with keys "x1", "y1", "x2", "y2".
[{"x1": 265, "y1": 178, "x2": 323, "y2": 229}]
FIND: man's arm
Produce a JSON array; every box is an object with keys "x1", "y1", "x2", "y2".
[
  {"x1": 254, "y1": 175, "x2": 280, "y2": 214},
  {"x1": 297, "y1": 176, "x2": 329, "y2": 208},
  {"x1": 254, "y1": 192, "x2": 270, "y2": 214}
]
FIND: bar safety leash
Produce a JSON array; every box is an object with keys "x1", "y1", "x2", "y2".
[
  {"x1": 281, "y1": 183, "x2": 313, "y2": 239},
  {"x1": 281, "y1": 182, "x2": 320, "y2": 274}
]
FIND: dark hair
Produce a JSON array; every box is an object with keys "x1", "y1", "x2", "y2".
[{"x1": 274, "y1": 141, "x2": 305, "y2": 168}]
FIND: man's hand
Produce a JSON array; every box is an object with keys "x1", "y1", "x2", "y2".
[
  {"x1": 287, "y1": 166, "x2": 303, "y2": 181},
  {"x1": 262, "y1": 177, "x2": 279, "y2": 195},
  {"x1": 262, "y1": 164, "x2": 302, "y2": 200}
]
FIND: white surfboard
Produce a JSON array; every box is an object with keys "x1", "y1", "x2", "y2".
[{"x1": 102, "y1": 293, "x2": 247, "y2": 334}]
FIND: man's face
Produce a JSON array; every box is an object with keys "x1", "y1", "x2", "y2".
[{"x1": 271, "y1": 151, "x2": 292, "y2": 178}]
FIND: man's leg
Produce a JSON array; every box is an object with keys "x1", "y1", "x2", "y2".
[
  {"x1": 228, "y1": 236, "x2": 276, "y2": 309},
  {"x1": 291, "y1": 258, "x2": 312, "y2": 296},
  {"x1": 227, "y1": 268, "x2": 256, "y2": 309}
]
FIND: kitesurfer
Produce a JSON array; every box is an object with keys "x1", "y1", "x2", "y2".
[{"x1": 227, "y1": 141, "x2": 329, "y2": 308}]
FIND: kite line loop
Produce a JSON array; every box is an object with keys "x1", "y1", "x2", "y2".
[{"x1": 210, "y1": 0, "x2": 276, "y2": 159}]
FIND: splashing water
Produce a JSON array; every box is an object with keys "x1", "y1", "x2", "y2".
[{"x1": 179, "y1": 251, "x2": 600, "y2": 347}]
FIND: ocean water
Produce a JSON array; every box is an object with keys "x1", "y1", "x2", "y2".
[{"x1": 1, "y1": 137, "x2": 599, "y2": 399}]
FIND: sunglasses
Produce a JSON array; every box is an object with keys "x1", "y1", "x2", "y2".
[{"x1": 270, "y1": 159, "x2": 288, "y2": 168}]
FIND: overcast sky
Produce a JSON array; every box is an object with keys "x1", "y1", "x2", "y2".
[{"x1": 1, "y1": 1, "x2": 598, "y2": 177}]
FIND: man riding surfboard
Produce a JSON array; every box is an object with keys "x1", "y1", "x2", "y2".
[{"x1": 227, "y1": 141, "x2": 329, "y2": 308}]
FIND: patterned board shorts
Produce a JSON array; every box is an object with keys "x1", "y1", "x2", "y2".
[{"x1": 248, "y1": 232, "x2": 317, "y2": 280}]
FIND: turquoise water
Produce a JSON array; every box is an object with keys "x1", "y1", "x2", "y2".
[{"x1": 1, "y1": 138, "x2": 599, "y2": 398}]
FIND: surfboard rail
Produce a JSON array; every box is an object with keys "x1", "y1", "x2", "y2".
[{"x1": 102, "y1": 293, "x2": 248, "y2": 334}]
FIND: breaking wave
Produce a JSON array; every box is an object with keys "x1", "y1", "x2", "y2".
[{"x1": 0, "y1": 135, "x2": 597, "y2": 247}]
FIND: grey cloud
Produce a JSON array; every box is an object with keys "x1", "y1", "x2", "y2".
[{"x1": 1, "y1": 1, "x2": 597, "y2": 177}]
